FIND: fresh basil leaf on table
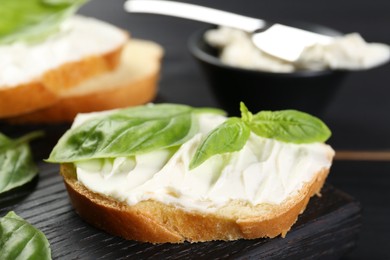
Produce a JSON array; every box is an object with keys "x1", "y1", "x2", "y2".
[
  {"x1": 0, "y1": 131, "x2": 43, "y2": 194},
  {"x1": 0, "y1": 211, "x2": 51, "y2": 260}
]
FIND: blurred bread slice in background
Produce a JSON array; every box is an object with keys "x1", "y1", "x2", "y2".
[
  {"x1": 8, "y1": 40, "x2": 163, "y2": 123},
  {"x1": 0, "y1": 16, "x2": 163, "y2": 123}
]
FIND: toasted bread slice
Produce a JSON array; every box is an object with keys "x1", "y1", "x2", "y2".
[
  {"x1": 0, "y1": 46, "x2": 123, "y2": 118},
  {"x1": 7, "y1": 39, "x2": 163, "y2": 123},
  {"x1": 60, "y1": 158, "x2": 330, "y2": 243},
  {"x1": 0, "y1": 16, "x2": 128, "y2": 119}
]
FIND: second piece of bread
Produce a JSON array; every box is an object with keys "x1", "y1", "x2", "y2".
[{"x1": 8, "y1": 39, "x2": 163, "y2": 123}]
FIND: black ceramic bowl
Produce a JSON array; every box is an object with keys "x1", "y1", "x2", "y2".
[{"x1": 189, "y1": 24, "x2": 348, "y2": 117}]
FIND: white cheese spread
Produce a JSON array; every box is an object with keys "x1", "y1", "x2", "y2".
[
  {"x1": 74, "y1": 111, "x2": 334, "y2": 213},
  {"x1": 205, "y1": 27, "x2": 390, "y2": 72},
  {"x1": 0, "y1": 15, "x2": 127, "y2": 88}
]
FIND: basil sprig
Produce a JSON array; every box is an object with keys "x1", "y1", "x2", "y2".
[
  {"x1": 240, "y1": 102, "x2": 331, "y2": 144},
  {"x1": 0, "y1": 211, "x2": 51, "y2": 260},
  {"x1": 0, "y1": 0, "x2": 87, "y2": 45},
  {"x1": 0, "y1": 131, "x2": 43, "y2": 194},
  {"x1": 189, "y1": 102, "x2": 331, "y2": 169},
  {"x1": 48, "y1": 103, "x2": 330, "y2": 170},
  {"x1": 47, "y1": 104, "x2": 225, "y2": 163}
]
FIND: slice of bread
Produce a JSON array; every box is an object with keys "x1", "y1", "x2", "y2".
[
  {"x1": 7, "y1": 39, "x2": 163, "y2": 123},
  {"x1": 60, "y1": 156, "x2": 331, "y2": 243},
  {"x1": 0, "y1": 15, "x2": 130, "y2": 119},
  {"x1": 0, "y1": 41, "x2": 125, "y2": 119}
]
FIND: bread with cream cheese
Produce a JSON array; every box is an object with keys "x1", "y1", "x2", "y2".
[
  {"x1": 0, "y1": 16, "x2": 128, "y2": 119},
  {"x1": 7, "y1": 39, "x2": 163, "y2": 123},
  {"x1": 59, "y1": 154, "x2": 332, "y2": 243},
  {"x1": 0, "y1": 46, "x2": 123, "y2": 118},
  {"x1": 1, "y1": 16, "x2": 163, "y2": 123}
]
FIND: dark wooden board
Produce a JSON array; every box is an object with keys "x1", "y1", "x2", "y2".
[{"x1": 0, "y1": 123, "x2": 362, "y2": 259}]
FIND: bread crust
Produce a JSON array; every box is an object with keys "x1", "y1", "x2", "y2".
[
  {"x1": 6, "y1": 39, "x2": 163, "y2": 123},
  {"x1": 60, "y1": 161, "x2": 330, "y2": 243},
  {"x1": 42, "y1": 46, "x2": 123, "y2": 92},
  {"x1": 8, "y1": 73, "x2": 159, "y2": 123},
  {"x1": 0, "y1": 81, "x2": 58, "y2": 118},
  {"x1": 0, "y1": 35, "x2": 127, "y2": 119}
]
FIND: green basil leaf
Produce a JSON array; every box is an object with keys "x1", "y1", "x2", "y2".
[
  {"x1": 193, "y1": 107, "x2": 226, "y2": 116},
  {"x1": 0, "y1": 134, "x2": 13, "y2": 149},
  {"x1": 0, "y1": 211, "x2": 51, "y2": 260},
  {"x1": 47, "y1": 104, "x2": 200, "y2": 162},
  {"x1": 240, "y1": 102, "x2": 253, "y2": 123},
  {"x1": 43, "y1": 0, "x2": 83, "y2": 4},
  {"x1": 0, "y1": 131, "x2": 43, "y2": 194},
  {"x1": 247, "y1": 109, "x2": 331, "y2": 143},
  {"x1": 190, "y1": 117, "x2": 250, "y2": 169},
  {"x1": 0, "y1": 0, "x2": 87, "y2": 45}
]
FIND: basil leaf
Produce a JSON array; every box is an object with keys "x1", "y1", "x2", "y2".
[
  {"x1": 246, "y1": 109, "x2": 331, "y2": 144},
  {"x1": 240, "y1": 101, "x2": 253, "y2": 123},
  {"x1": 190, "y1": 117, "x2": 250, "y2": 169},
  {"x1": 0, "y1": 131, "x2": 43, "y2": 194},
  {"x1": 0, "y1": 134, "x2": 12, "y2": 149},
  {"x1": 0, "y1": 211, "x2": 51, "y2": 260},
  {"x1": 193, "y1": 107, "x2": 226, "y2": 116},
  {"x1": 0, "y1": 0, "x2": 87, "y2": 45},
  {"x1": 47, "y1": 104, "x2": 200, "y2": 162},
  {"x1": 43, "y1": 0, "x2": 83, "y2": 4}
]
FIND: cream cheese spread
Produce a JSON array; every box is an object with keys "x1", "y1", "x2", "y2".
[
  {"x1": 205, "y1": 27, "x2": 390, "y2": 72},
  {"x1": 74, "y1": 111, "x2": 334, "y2": 213},
  {"x1": 0, "y1": 15, "x2": 127, "y2": 88}
]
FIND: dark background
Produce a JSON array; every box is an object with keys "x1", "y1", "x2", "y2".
[
  {"x1": 79, "y1": 1, "x2": 390, "y2": 258},
  {"x1": 1, "y1": 0, "x2": 389, "y2": 259}
]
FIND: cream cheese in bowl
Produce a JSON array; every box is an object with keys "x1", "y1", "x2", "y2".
[
  {"x1": 189, "y1": 24, "x2": 388, "y2": 117},
  {"x1": 205, "y1": 27, "x2": 390, "y2": 72}
]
